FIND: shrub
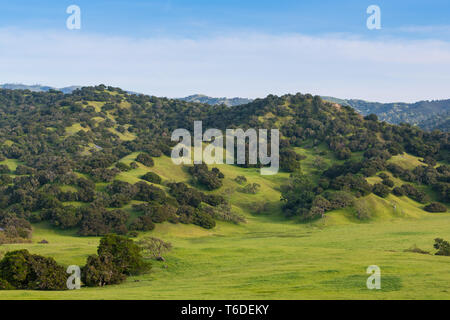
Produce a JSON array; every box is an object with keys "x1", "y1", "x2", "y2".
[
  {"x1": 133, "y1": 182, "x2": 166, "y2": 202},
  {"x1": 141, "y1": 172, "x2": 162, "y2": 184},
  {"x1": 0, "y1": 165, "x2": 10, "y2": 174},
  {"x1": 239, "y1": 183, "x2": 261, "y2": 194},
  {"x1": 234, "y1": 176, "x2": 247, "y2": 185},
  {"x1": 354, "y1": 201, "x2": 372, "y2": 220},
  {"x1": 434, "y1": 238, "x2": 450, "y2": 256},
  {"x1": 176, "y1": 205, "x2": 196, "y2": 224},
  {"x1": 129, "y1": 215, "x2": 155, "y2": 231},
  {"x1": 168, "y1": 182, "x2": 203, "y2": 208},
  {"x1": 382, "y1": 178, "x2": 395, "y2": 188},
  {"x1": 0, "y1": 278, "x2": 14, "y2": 290},
  {"x1": 136, "y1": 153, "x2": 154, "y2": 167},
  {"x1": 424, "y1": 202, "x2": 447, "y2": 213},
  {"x1": 372, "y1": 183, "x2": 390, "y2": 198},
  {"x1": 392, "y1": 187, "x2": 405, "y2": 196},
  {"x1": 322, "y1": 191, "x2": 355, "y2": 210},
  {"x1": 205, "y1": 203, "x2": 246, "y2": 224},
  {"x1": 130, "y1": 162, "x2": 139, "y2": 169},
  {"x1": 0, "y1": 213, "x2": 32, "y2": 244},
  {"x1": 115, "y1": 162, "x2": 131, "y2": 172},
  {"x1": 404, "y1": 244, "x2": 430, "y2": 255},
  {"x1": 188, "y1": 163, "x2": 224, "y2": 190},
  {"x1": 193, "y1": 211, "x2": 216, "y2": 229},
  {"x1": 203, "y1": 194, "x2": 226, "y2": 207}
]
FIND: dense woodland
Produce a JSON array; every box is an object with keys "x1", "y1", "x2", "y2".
[{"x1": 0, "y1": 85, "x2": 448, "y2": 245}]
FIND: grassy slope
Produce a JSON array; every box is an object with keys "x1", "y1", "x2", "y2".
[{"x1": 1, "y1": 151, "x2": 450, "y2": 300}]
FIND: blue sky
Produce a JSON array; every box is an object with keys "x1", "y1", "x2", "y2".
[{"x1": 0, "y1": 0, "x2": 449, "y2": 101}]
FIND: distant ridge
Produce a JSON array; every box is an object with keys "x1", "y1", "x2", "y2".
[
  {"x1": 178, "y1": 94, "x2": 253, "y2": 107},
  {"x1": 321, "y1": 96, "x2": 450, "y2": 132},
  {"x1": 0, "y1": 83, "x2": 81, "y2": 94}
]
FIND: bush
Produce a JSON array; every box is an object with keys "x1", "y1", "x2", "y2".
[
  {"x1": 115, "y1": 162, "x2": 131, "y2": 172},
  {"x1": 424, "y1": 202, "x2": 447, "y2": 213},
  {"x1": 372, "y1": 183, "x2": 390, "y2": 198},
  {"x1": 203, "y1": 194, "x2": 226, "y2": 207},
  {"x1": 382, "y1": 178, "x2": 395, "y2": 188},
  {"x1": 168, "y1": 182, "x2": 203, "y2": 208},
  {"x1": 188, "y1": 163, "x2": 224, "y2": 190},
  {"x1": 0, "y1": 249, "x2": 67, "y2": 290},
  {"x1": 0, "y1": 165, "x2": 10, "y2": 174},
  {"x1": 141, "y1": 172, "x2": 162, "y2": 184},
  {"x1": 392, "y1": 187, "x2": 405, "y2": 196},
  {"x1": 133, "y1": 182, "x2": 166, "y2": 202},
  {"x1": 0, "y1": 278, "x2": 14, "y2": 290},
  {"x1": 322, "y1": 191, "x2": 355, "y2": 210},
  {"x1": 0, "y1": 213, "x2": 32, "y2": 244},
  {"x1": 136, "y1": 153, "x2": 154, "y2": 167},
  {"x1": 193, "y1": 211, "x2": 216, "y2": 229},
  {"x1": 239, "y1": 183, "x2": 261, "y2": 194},
  {"x1": 354, "y1": 201, "x2": 372, "y2": 220},
  {"x1": 129, "y1": 215, "x2": 155, "y2": 231},
  {"x1": 434, "y1": 238, "x2": 450, "y2": 256},
  {"x1": 234, "y1": 176, "x2": 247, "y2": 185}
]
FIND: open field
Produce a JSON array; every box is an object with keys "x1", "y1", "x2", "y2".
[{"x1": 1, "y1": 154, "x2": 449, "y2": 300}]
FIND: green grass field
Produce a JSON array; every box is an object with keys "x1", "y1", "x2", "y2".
[{"x1": 1, "y1": 153, "x2": 449, "y2": 300}]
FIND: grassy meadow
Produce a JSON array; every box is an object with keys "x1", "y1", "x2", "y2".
[{"x1": 1, "y1": 152, "x2": 449, "y2": 300}]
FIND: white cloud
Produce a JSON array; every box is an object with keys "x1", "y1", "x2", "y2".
[{"x1": 0, "y1": 28, "x2": 449, "y2": 102}]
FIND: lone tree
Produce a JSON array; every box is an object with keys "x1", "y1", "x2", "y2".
[{"x1": 137, "y1": 237, "x2": 172, "y2": 260}]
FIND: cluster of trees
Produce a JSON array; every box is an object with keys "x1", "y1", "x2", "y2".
[
  {"x1": 281, "y1": 173, "x2": 356, "y2": 221},
  {"x1": 141, "y1": 171, "x2": 162, "y2": 184},
  {"x1": 0, "y1": 211, "x2": 32, "y2": 244},
  {"x1": 166, "y1": 182, "x2": 226, "y2": 229},
  {"x1": 392, "y1": 184, "x2": 430, "y2": 203},
  {"x1": 0, "y1": 249, "x2": 67, "y2": 290},
  {"x1": 0, "y1": 234, "x2": 152, "y2": 290},
  {"x1": 424, "y1": 202, "x2": 447, "y2": 213},
  {"x1": 188, "y1": 163, "x2": 224, "y2": 190},
  {"x1": 82, "y1": 234, "x2": 151, "y2": 287}
]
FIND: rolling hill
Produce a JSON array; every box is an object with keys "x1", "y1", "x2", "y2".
[{"x1": 0, "y1": 85, "x2": 448, "y2": 299}]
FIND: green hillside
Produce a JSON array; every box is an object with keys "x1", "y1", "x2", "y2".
[{"x1": 0, "y1": 86, "x2": 448, "y2": 299}]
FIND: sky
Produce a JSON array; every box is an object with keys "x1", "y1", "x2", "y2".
[{"x1": 0, "y1": 0, "x2": 449, "y2": 102}]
